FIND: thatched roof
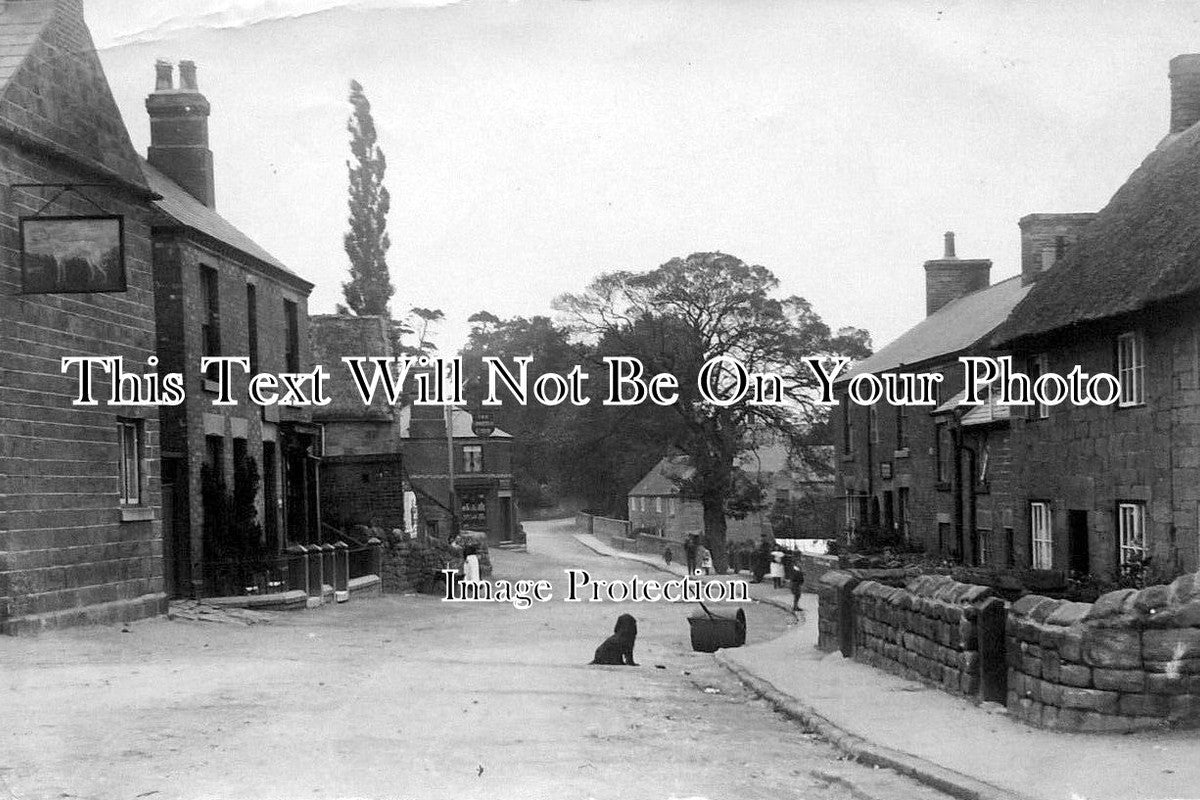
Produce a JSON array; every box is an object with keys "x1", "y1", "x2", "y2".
[{"x1": 996, "y1": 123, "x2": 1200, "y2": 346}]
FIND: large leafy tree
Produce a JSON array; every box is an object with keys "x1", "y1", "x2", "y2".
[
  {"x1": 556, "y1": 252, "x2": 870, "y2": 571},
  {"x1": 342, "y1": 80, "x2": 393, "y2": 317}
]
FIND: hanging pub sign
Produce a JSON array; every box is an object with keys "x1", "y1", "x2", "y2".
[
  {"x1": 20, "y1": 215, "x2": 126, "y2": 294},
  {"x1": 471, "y1": 410, "x2": 496, "y2": 437}
]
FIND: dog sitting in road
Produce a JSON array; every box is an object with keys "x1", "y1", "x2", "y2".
[{"x1": 590, "y1": 613, "x2": 639, "y2": 666}]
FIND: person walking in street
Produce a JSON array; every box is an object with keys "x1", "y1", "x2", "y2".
[
  {"x1": 684, "y1": 535, "x2": 698, "y2": 575},
  {"x1": 752, "y1": 535, "x2": 771, "y2": 583},
  {"x1": 698, "y1": 541, "x2": 713, "y2": 575},
  {"x1": 459, "y1": 535, "x2": 481, "y2": 583},
  {"x1": 769, "y1": 549, "x2": 785, "y2": 589},
  {"x1": 787, "y1": 554, "x2": 804, "y2": 613}
]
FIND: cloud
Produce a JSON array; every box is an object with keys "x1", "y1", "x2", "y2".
[{"x1": 87, "y1": 0, "x2": 464, "y2": 49}]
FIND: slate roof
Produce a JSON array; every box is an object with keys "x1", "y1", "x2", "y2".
[
  {"x1": 398, "y1": 405, "x2": 513, "y2": 440},
  {"x1": 997, "y1": 120, "x2": 1200, "y2": 345},
  {"x1": 0, "y1": 1, "x2": 51, "y2": 91},
  {"x1": 838, "y1": 275, "x2": 1031, "y2": 383},
  {"x1": 448, "y1": 406, "x2": 511, "y2": 439},
  {"x1": 0, "y1": 0, "x2": 148, "y2": 190},
  {"x1": 141, "y1": 157, "x2": 311, "y2": 289},
  {"x1": 628, "y1": 455, "x2": 692, "y2": 497},
  {"x1": 631, "y1": 444, "x2": 832, "y2": 497}
]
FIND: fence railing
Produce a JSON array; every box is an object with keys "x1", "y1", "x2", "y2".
[{"x1": 201, "y1": 538, "x2": 383, "y2": 599}]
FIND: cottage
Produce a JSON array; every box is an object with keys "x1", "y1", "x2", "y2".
[
  {"x1": 833, "y1": 233, "x2": 1035, "y2": 563},
  {"x1": 991, "y1": 54, "x2": 1200, "y2": 581}
]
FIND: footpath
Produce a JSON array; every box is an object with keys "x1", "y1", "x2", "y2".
[{"x1": 572, "y1": 532, "x2": 1200, "y2": 800}]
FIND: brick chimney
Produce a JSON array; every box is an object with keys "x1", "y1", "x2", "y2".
[
  {"x1": 923, "y1": 232, "x2": 990, "y2": 316},
  {"x1": 146, "y1": 60, "x2": 215, "y2": 208},
  {"x1": 1017, "y1": 213, "x2": 1096, "y2": 285},
  {"x1": 1170, "y1": 55, "x2": 1200, "y2": 134}
]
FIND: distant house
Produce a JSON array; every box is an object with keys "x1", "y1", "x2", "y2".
[
  {"x1": 144, "y1": 61, "x2": 318, "y2": 598},
  {"x1": 402, "y1": 403, "x2": 519, "y2": 544},
  {"x1": 310, "y1": 314, "x2": 520, "y2": 544},
  {"x1": 627, "y1": 444, "x2": 833, "y2": 545}
]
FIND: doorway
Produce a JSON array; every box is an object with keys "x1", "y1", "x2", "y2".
[{"x1": 1068, "y1": 510, "x2": 1090, "y2": 576}]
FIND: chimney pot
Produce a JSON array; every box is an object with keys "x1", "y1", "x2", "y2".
[
  {"x1": 943, "y1": 231, "x2": 956, "y2": 259},
  {"x1": 1169, "y1": 54, "x2": 1200, "y2": 134},
  {"x1": 154, "y1": 59, "x2": 173, "y2": 91},
  {"x1": 178, "y1": 60, "x2": 198, "y2": 91}
]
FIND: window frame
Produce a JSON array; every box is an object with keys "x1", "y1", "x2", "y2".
[
  {"x1": 117, "y1": 418, "x2": 143, "y2": 505},
  {"x1": 1117, "y1": 501, "x2": 1147, "y2": 567},
  {"x1": 841, "y1": 395, "x2": 853, "y2": 455},
  {"x1": 1030, "y1": 501, "x2": 1053, "y2": 569},
  {"x1": 246, "y1": 282, "x2": 259, "y2": 375},
  {"x1": 462, "y1": 444, "x2": 484, "y2": 474},
  {"x1": 1116, "y1": 331, "x2": 1146, "y2": 408}
]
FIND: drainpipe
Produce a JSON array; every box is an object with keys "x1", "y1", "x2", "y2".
[{"x1": 961, "y1": 443, "x2": 977, "y2": 567}]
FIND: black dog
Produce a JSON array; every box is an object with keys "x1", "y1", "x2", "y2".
[{"x1": 590, "y1": 613, "x2": 639, "y2": 666}]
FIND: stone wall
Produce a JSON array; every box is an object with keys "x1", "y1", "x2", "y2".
[
  {"x1": 853, "y1": 575, "x2": 1002, "y2": 697},
  {"x1": 817, "y1": 570, "x2": 859, "y2": 653},
  {"x1": 372, "y1": 527, "x2": 492, "y2": 595},
  {"x1": 798, "y1": 553, "x2": 838, "y2": 594},
  {"x1": 1007, "y1": 573, "x2": 1200, "y2": 732}
]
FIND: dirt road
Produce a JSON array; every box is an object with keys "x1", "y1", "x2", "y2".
[{"x1": 1, "y1": 520, "x2": 945, "y2": 800}]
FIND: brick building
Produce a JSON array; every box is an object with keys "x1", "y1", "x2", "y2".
[
  {"x1": 310, "y1": 313, "x2": 415, "y2": 535},
  {"x1": 143, "y1": 60, "x2": 318, "y2": 596},
  {"x1": 310, "y1": 313, "x2": 519, "y2": 543},
  {"x1": 1, "y1": 0, "x2": 166, "y2": 632},
  {"x1": 833, "y1": 233, "x2": 1035, "y2": 563},
  {"x1": 990, "y1": 54, "x2": 1200, "y2": 581},
  {"x1": 402, "y1": 403, "x2": 519, "y2": 543}
]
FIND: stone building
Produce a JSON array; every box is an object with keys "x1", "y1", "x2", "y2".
[
  {"x1": 309, "y1": 313, "x2": 415, "y2": 535},
  {"x1": 990, "y1": 54, "x2": 1200, "y2": 581},
  {"x1": 143, "y1": 60, "x2": 318, "y2": 597},
  {"x1": 833, "y1": 233, "x2": 1033, "y2": 564},
  {"x1": 309, "y1": 313, "x2": 520, "y2": 543},
  {"x1": 1, "y1": 0, "x2": 166, "y2": 632},
  {"x1": 625, "y1": 443, "x2": 832, "y2": 545}
]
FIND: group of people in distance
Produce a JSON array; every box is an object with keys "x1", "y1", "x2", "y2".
[{"x1": 679, "y1": 533, "x2": 804, "y2": 612}]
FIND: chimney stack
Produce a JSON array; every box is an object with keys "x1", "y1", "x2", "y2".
[
  {"x1": 1017, "y1": 213, "x2": 1096, "y2": 285},
  {"x1": 1170, "y1": 55, "x2": 1200, "y2": 134},
  {"x1": 178, "y1": 60, "x2": 198, "y2": 91},
  {"x1": 154, "y1": 59, "x2": 173, "y2": 91},
  {"x1": 924, "y1": 232, "x2": 990, "y2": 317},
  {"x1": 146, "y1": 60, "x2": 215, "y2": 208}
]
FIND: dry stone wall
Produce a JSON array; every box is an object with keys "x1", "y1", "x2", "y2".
[
  {"x1": 1007, "y1": 572, "x2": 1200, "y2": 732},
  {"x1": 852, "y1": 575, "x2": 999, "y2": 697}
]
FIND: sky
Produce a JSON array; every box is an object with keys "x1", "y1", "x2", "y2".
[{"x1": 85, "y1": 0, "x2": 1200, "y2": 354}]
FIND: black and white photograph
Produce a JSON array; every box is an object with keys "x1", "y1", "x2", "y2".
[{"x1": 3, "y1": 1, "x2": 1200, "y2": 798}]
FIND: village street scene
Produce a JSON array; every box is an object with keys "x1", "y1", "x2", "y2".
[{"x1": 4, "y1": 1, "x2": 1200, "y2": 799}]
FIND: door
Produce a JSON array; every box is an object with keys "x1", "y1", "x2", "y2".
[
  {"x1": 1068, "y1": 510, "x2": 1090, "y2": 576},
  {"x1": 161, "y1": 458, "x2": 191, "y2": 598}
]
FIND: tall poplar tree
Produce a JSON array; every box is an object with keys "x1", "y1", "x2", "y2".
[{"x1": 342, "y1": 80, "x2": 394, "y2": 317}]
